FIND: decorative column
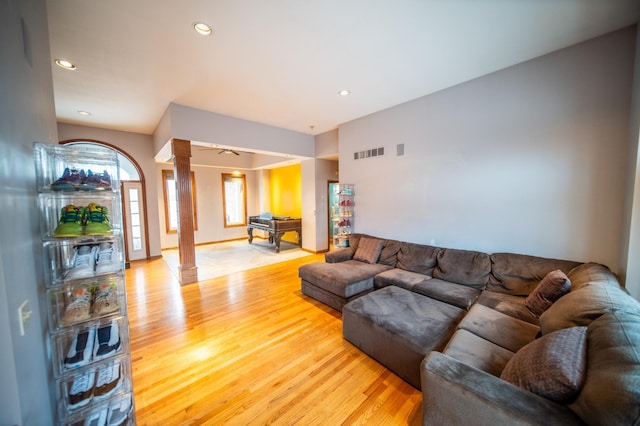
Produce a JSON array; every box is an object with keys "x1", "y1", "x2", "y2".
[{"x1": 172, "y1": 138, "x2": 198, "y2": 284}]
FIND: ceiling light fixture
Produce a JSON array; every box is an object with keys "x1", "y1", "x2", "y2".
[
  {"x1": 193, "y1": 22, "x2": 213, "y2": 36},
  {"x1": 338, "y1": 90, "x2": 351, "y2": 96},
  {"x1": 55, "y1": 59, "x2": 77, "y2": 70},
  {"x1": 77, "y1": 110, "x2": 91, "y2": 116}
]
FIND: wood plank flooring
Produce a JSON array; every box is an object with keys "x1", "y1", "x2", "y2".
[{"x1": 125, "y1": 254, "x2": 422, "y2": 425}]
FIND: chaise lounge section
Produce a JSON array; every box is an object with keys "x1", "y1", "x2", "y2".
[{"x1": 298, "y1": 234, "x2": 640, "y2": 425}]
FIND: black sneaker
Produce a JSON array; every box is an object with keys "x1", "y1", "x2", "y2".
[
  {"x1": 64, "y1": 327, "x2": 95, "y2": 369},
  {"x1": 94, "y1": 320, "x2": 121, "y2": 361}
]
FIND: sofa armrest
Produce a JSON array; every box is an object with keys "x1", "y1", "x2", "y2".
[
  {"x1": 421, "y1": 352, "x2": 584, "y2": 426},
  {"x1": 325, "y1": 247, "x2": 354, "y2": 263}
]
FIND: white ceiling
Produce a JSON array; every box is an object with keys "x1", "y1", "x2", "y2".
[{"x1": 47, "y1": 0, "x2": 639, "y2": 137}]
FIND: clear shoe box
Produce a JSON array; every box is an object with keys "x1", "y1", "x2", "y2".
[
  {"x1": 43, "y1": 237, "x2": 124, "y2": 287},
  {"x1": 47, "y1": 275, "x2": 127, "y2": 333},
  {"x1": 50, "y1": 316, "x2": 131, "y2": 378},
  {"x1": 61, "y1": 390, "x2": 134, "y2": 426},
  {"x1": 34, "y1": 142, "x2": 120, "y2": 194},
  {"x1": 38, "y1": 193, "x2": 123, "y2": 241},
  {"x1": 57, "y1": 355, "x2": 133, "y2": 420}
]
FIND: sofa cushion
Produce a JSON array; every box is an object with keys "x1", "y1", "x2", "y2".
[
  {"x1": 539, "y1": 278, "x2": 640, "y2": 335},
  {"x1": 298, "y1": 260, "x2": 391, "y2": 298},
  {"x1": 488, "y1": 253, "x2": 582, "y2": 296},
  {"x1": 378, "y1": 239, "x2": 402, "y2": 268},
  {"x1": 374, "y1": 268, "x2": 430, "y2": 291},
  {"x1": 477, "y1": 291, "x2": 538, "y2": 325},
  {"x1": 396, "y1": 242, "x2": 439, "y2": 275},
  {"x1": 444, "y1": 329, "x2": 515, "y2": 377},
  {"x1": 432, "y1": 248, "x2": 491, "y2": 289},
  {"x1": 567, "y1": 262, "x2": 621, "y2": 291},
  {"x1": 413, "y1": 279, "x2": 481, "y2": 311},
  {"x1": 458, "y1": 304, "x2": 540, "y2": 353},
  {"x1": 569, "y1": 310, "x2": 640, "y2": 425},
  {"x1": 501, "y1": 326, "x2": 588, "y2": 403},
  {"x1": 524, "y1": 270, "x2": 571, "y2": 318},
  {"x1": 353, "y1": 237, "x2": 385, "y2": 264}
]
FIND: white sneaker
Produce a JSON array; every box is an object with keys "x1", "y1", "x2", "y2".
[
  {"x1": 94, "y1": 360, "x2": 121, "y2": 400},
  {"x1": 68, "y1": 370, "x2": 95, "y2": 410},
  {"x1": 84, "y1": 408, "x2": 108, "y2": 426},
  {"x1": 108, "y1": 395, "x2": 132, "y2": 426},
  {"x1": 95, "y1": 242, "x2": 120, "y2": 274},
  {"x1": 67, "y1": 245, "x2": 97, "y2": 280}
]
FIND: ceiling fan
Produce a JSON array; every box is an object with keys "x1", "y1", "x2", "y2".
[{"x1": 196, "y1": 146, "x2": 251, "y2": 156}]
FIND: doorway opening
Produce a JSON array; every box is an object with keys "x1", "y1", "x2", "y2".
[{"x1": 60, "y1": 139, "x2": 149, "y2": 262}]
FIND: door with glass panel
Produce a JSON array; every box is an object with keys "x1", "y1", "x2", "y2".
[{"x1": 122, "y1": 181, "x2": 147, "y2": 261}]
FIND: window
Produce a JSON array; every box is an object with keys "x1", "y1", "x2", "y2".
[
  {"x1": 162, "y1": 170, "x2": 197, "y2": 233},
  {"x1": 222, "y1": 173, "x2": 247, "y2": 227}
]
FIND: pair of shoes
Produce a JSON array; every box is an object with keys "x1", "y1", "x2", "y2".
[
  {"x1": 61, "y1": 282, "x2": 120, "y2": 325},
  {"x1": 79, "y1": 395, "x2": 132, "y2": 426},
  {"x1": 67, "y1": 243, "x2": 120, "y2": 280},
  {"x1": 62, "y1": 286, "x2": 94, "y2": 325},
  {"x1": 64, "y1": 320, "x2": 122, "y2": 370},
  {"x1": 67, "y1": 360, "x2": 122, "y2": 410},
  {"x1": 51, "y1": 168, "x2": 111, "y2": 191},
  {"x1": 54, "y1": 203, "x2": 112, "y2": 237}
]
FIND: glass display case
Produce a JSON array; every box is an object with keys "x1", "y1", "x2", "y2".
[
  {"x1": 34, "y1": 142, "x2": 135, "y2": 425},
  {"x1": 330, "y1": 184, "x2": 354, "y2": 248}
]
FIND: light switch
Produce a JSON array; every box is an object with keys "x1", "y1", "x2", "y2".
[{"x1": 18, "y1": 300, "x2": 32, "y2": 336}]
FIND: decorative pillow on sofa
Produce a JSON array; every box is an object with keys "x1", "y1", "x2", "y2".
[
  {"x1": 353, "y1": 237, "x2": 385, "y2": 264},
  {"x1": 500, "y1": 326, "x2": 587, "y2": 403},
  {"x1": 524, "y1": 270, "x2": 571, "y2": 318}
]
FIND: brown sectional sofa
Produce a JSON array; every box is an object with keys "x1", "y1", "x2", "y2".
[{"x1": 298, "y1": 234, "x2": 640, "y2": 425}]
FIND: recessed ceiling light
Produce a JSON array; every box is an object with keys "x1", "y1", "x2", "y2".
[
  {"x1": 77, "y1": 110, "x2": 91, "y2": 116},
  {"x1": 193, "y1": 22, "x2": 213, "y2": 36},
  {"x1": 338, "y1": 90, "x2": 351, "y2": 96},
  {"x1": 55, "y1": 59, "x2": 77, "y2": 70}
]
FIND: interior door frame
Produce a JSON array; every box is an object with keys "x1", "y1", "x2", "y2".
[{"x1": 327, "y1": 180, "x2": 339, "y2": 249}]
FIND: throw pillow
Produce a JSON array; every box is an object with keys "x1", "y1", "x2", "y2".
[
  {"x1": 524, "y1": 270, "x2": 571, "y2": 318},
  {"x1": 500, "y1": 326, "x2": 588, "y2": 403},
  {"x1": 353, "y1": 237, "x2": 384, "y2": 264}
]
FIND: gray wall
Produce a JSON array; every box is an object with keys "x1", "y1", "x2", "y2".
[
  {"x1": 339, "y1": 27, "x2": 636, "y2": 273},
  {"x1": 0, "y1": 0, "x2": 58, "y2": 424}
]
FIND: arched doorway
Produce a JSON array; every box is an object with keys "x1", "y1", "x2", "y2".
[{"x1": 60, "y1": 139, "x2": 150, "y2": 262}]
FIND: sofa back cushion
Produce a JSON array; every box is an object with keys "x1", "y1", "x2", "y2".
[
  {"x1": 377, "y1": 239, "x2": 401, "y2": 267},
  {"x1": 396, "y1": 242, "x2": 440, "y2": 276},
  {"x1": 569, "y1": 310, "x2": 640, "y2": 425},
  {"x1": 539, "y1": 276, "x2": 640, "y2": 335},
  {"x1": 488, "y1": 253, "x2": 582, "y2": 296},
  {"x1": 567, "y1": 262, "x2": 621, "y2": 291},
  {"x1": 432, "y1": 248, "x2": 491, "y2": 289}
]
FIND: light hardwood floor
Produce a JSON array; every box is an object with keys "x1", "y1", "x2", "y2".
[{"x1": 126, "y1": 254, "x2": 422, "y2": 425}]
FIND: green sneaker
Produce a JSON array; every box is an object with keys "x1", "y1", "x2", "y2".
[
  {"x1": 54, "y1": 205, "x2": 84, "y2": 237},
  {"x1": 84, "y1": 203, "x2": 112, "y2": 235}
]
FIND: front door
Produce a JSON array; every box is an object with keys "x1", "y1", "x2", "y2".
[{"x1": 122, "y1": 181, "x2": 147, "y2": 261}]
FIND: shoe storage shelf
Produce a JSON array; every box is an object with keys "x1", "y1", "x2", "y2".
[
  {"x1": 34, "y1": 143, "x2": 135, "y2": 425},
  {"x1": 333, "y1": 184, "x2": 354, "y2": 248}
]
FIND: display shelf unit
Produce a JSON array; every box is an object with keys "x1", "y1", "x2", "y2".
[
  {"x1": 332, "y1": 184, "x2": 354, "y2": 247},
  {"x1": 34, "y1": 142, "x2": 135, "y2": 426}
]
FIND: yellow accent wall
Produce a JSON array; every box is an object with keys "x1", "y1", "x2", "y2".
[{"x1": 270, "y1": 164, "x2": 301, "y2": 242}]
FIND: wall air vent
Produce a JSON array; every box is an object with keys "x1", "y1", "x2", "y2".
[{"x1": 354, "y1": 147, "x2": 384, "y2": 160}]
